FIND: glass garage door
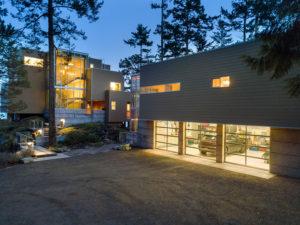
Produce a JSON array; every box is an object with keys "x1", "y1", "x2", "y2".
[
  {"x1": 185, "y1": 122, "x2": 217, "y2": 160},
  {"x1": 156, "y1": 121, "x2": 179, "y2": 153},
  {"x1": 225, "y1": 125, "x2": 270, "y2": 170}
]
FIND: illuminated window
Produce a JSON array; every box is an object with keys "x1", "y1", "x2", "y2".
[
  {"x1": 111, "y1": 101, "x2": 116, "y2": 110},
  {"x1": 126, "y1": 103, "x2": 130, "y2": 118},
  {"x1": 24, "y1": 56, "x2": 43, "y2": 67},
  {"x1": 212, "y1": 76, "x2": 230, "y2": 88},
  {"x1": 140, "y1": 82, "x2": 180, "y2": 94},
  {"x1": 90, "y1": 64, "x2": 94, "y2": 68},
  {"x1": 110, "y1": 82, "x2": 121, "y2": 91}
]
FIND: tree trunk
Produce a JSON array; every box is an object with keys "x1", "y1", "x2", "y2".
[
  {"x1": 139, "y1": 44, "x2": 142, "y2": 69},
  {"x1": 243, "y1": 14, "x2": 247, "y2": 42},
  {"x1": 48, "y1": 0, "x2": 56, "y2": 146},
  {"x1": 160, "y1": 0, "x2": 164, "y2": 61}
]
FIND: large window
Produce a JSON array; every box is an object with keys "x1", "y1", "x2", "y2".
[
  {"x1": 225, "y1": 125, "x2": 270, "y2": 170},
  {"x1": 156, "y1": 121, "x2": 179, "y2": 153},
  {"x1": 140, "y1": 82, "x2": 180, "y2": 94},
  {"x1": 130, "y1": 75, "x2": 140, "y2": 132},
  {"x1": 55, "y1": 50, "x2": 86, "y2": 109},
  {"x1": 24, "y1": 56, "x2": 43, "y2": 67},
  {"x1": 185, "y1": 122, "x2": 217, "y2": 160}
]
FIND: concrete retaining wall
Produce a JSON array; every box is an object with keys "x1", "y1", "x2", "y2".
[
  {"x1": 270, "y1": 128, "x2": 300, "y2": 178},
  {"x1": 131, "y1": 120, "x2": 154, "y2": 149},
  {"x1": 55, "y1": 109, "x2": 105, "y2": 127}
]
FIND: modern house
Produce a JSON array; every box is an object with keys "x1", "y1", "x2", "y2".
[
  {"x1": 9, "y1": 48, "x2": 130, "y2": 126},
  {"x1": 131, "y1": 41, "x2": 300, "y2": 178}
]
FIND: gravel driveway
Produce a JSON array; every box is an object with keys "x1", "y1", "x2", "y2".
[{"x1": 0, "y1": 150, "x2": 299, "y2": 225}]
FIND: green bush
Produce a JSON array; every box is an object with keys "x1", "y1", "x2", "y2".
[{"x1": 63, "y1": 131, "x2": 102, "y2": 146}]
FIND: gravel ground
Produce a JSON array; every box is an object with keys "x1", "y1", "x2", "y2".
[{"x1": 0, "y1": 150, "x2": 299, "y2": 225}]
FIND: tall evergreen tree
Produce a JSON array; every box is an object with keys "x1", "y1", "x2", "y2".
[
  {"x1": 11, "y1": 0, "x2": 103, "y2": 145},
  {"x1": 166, "y1": 0, "x2": 214, "y2": 56},
  {"x1": 151, "y1": 0, "x2": 171, "y2": 61},
  {"x1": 211, "y1": 8, "x2": 232, "y2": 47},
  {"x1": 244, "y1": 0, "x2": 300, "y2": 97},
  {"x1": 0, "y1": 1, "x2": 29, "y2": 115},
  {"x1": 124, "y1": 24, "x2": 153, "y2": 68},
  {"x1": 222, "y1": 0, "x2": 254, "y2": 42}
]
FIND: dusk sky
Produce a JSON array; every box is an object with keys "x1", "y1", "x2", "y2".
[
  {"x1": 62, "y1": 0, "x2": 235, "y2": 70},
  {"x1": 7, "y1": 0, "x2": 235, "y2": 71}
]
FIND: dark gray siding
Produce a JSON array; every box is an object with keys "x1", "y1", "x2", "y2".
[
  {"x1": 140, "y1": 41, "x2": 300, "y2": 128},
  {"x1": 91, "y1": 69, "x2": 124, "y2": 101}
]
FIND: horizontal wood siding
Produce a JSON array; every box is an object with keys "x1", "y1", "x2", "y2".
[{"x1": 140, "y1": 41, "x2": 300, "y2": 128}]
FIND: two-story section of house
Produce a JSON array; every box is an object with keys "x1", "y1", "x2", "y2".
[
  {"x1": 9, "y1": 48, "x2": 130, "y2": 126},
  {"x1": 132, "y1": 41, "x2": 300, "y2": 178}
]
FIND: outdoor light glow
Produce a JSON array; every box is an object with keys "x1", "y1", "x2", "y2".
[{"x1": 60, "y1": 118, "x2": 66, "y2": 127}]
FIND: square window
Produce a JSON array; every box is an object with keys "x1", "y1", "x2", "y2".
[
  {"x1": 212, "y1": 78, "x2": 221, "y2": 88},
  {"x1": 221, "y1": 76, "x2": 230, "y2": 87},
  {"x1": 110, "y1": 82, "x2": 121, "y2": 91}
]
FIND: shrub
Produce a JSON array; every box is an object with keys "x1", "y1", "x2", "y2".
[
  {"x1": 63, "y1": 131, "x2": 87, "y2": 146},
  {"x1": 87, "y1": 134, "x2": 101, "y2": 143}
]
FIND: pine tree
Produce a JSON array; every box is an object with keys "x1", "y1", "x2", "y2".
[
  {"x1": 211, "y1": 8, "x2": 232, "y2": 48},
  {"x1": 151, "y1": 0, "x2": 171, "y2": 61},
  {"x1": 222, "y1": 0, "x2": 254, "y2": 42},
  {"x1": 124, "y1": 24, "x2": 153, "y2": 68},
  {"x1": 119, "y1": 54, "x2": 141, "y2": 91},
  {"x1": 244, "y1": 0, "x2": 300, "y2": 97},
  {"x1": 166, "y1": 0, "x2": 214, "y2": 56},
  {"x1": 11, "y1": 0, "x2": 103, "y2": 145},
  {"x1": 121, "y1": 24, "x2": 153, "y2": 91},
  {"x1": 0, "y1": 1, "x2": 29, "y2": 115}
]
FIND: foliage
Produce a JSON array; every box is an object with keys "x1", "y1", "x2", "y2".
[
  {"x1": 0, "y1": 1, "x2": 30, "y2": 114},
  {"x1": 243, "y1": 0, "x2": 300, "y2": 97},
  {"x1": 151, "y1": 0, "x2": 172, "y2": 61},
  {"x1": 63, "y1": 131, "x2": 101, "y2": 146},
  {"x1": 120, "y1": 24, "x2": 153, "y2": 90},
  {"x1": 11, "y1": 0, "x2": 104, "y2": 146},
  {"x1": 164, "y1": 0, "x2": 215, "y2": 57},
  {"x1": 211, "y1": 8, "x2": 233, "y2": 47},
  {"x1": 0, "y1": 149, "x2": 34, "y2": 167}
]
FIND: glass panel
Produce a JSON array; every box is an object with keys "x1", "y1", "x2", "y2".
[
  {"x1": 157, "y1": 121, "x2": 168, "y2": 127},
  {"x1": 156, "y1": 135, "x2": 167, "y2": 143},
  {"x1": 67, "y1": 89, "x2": 74, "y2": 109},
  {"x1": 156, "y1": 127, "x2": 167, "y2": 135},
  {"x1": 61, "y1": 89, "x2": 68, "y2": 108},
  {"x1": 156, "y1": 142, "x2": 167, "y2": 150},
  {"x1": 75, "y1": 57, "x2": 81, "y2": 68},
  {"x1": 56, "y1": 66, "x2": 62, "y2": 85},
  {"x1": 56, "y1": 55, "x2": 62, "y2": 66},
  {"x1": 55, "y1": 89, "x2": 61, "y2": 108},
  {"x1": 167, "y1": 144, "x2": 178, "y2": 152},
  {"x1": 140, "y1": 83, "x2": 180, "y2": 94},
  {"x1": 24, "y1": 56, "x2": 43, "y2": 67},
  {"x1": 67, "y1": 67, "x2": 75, "y2": 88}
]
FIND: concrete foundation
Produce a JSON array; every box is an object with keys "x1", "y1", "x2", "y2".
[
  {"x1": 55, "y1": 109, "x2": 105, "y2": 127},
  {"x1": 131, "y1": 120, "x2": 154, "y2": 149},
  {"x1": 270, "y1": 128, "x2": 300, "y2": 178}
]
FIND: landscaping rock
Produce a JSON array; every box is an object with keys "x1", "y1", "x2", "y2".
[{"x1": 20, "y1": 157, "x2": 34, "y2": 164}]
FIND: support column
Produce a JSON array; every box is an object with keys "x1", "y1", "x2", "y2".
[
  {"x1": 216, "y1": 124, "x2": 224, "y2": 163},
  {"x1": 178, "y1": 122, "x2": 185, "y2": 155},
  {"x1": 153, "y1": 120, "x2": 156, "y2": 150}
]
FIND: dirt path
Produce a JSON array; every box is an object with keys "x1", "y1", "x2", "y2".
[{"x1": 0, "y1": 150, "x2": 299, "y2": 225}]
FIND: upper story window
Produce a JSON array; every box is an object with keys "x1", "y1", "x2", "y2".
[
  {"x1": 140, "y1": 82, "x2": 180, "y2": 94},
  {"x1": 110, "y1": 82, "x2": 121, "y2": 91},
  {"x1": 24, "y1": 56, "x2": 43, "y2": 67},
  {"x1": 212, "y1": 76, "x2": 230, "y2": 88}
]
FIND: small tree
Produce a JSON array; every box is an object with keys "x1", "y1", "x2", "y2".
[{"x1": 11, "y1": 0, "x2": 104, "y2": 145}]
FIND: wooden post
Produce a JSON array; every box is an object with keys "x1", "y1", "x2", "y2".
[
  {"x1": 178, "y1": 122, "x2": 185, "y2": 155},
  {"x1": 216, "y1": 124, "x2": 224, "y2": 163}
]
